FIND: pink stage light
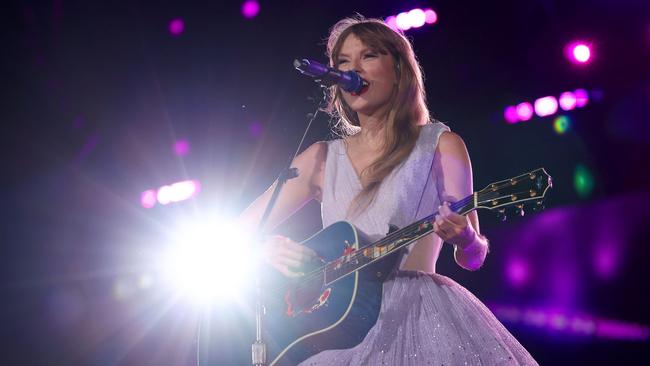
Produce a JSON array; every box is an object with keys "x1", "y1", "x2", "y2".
[
  {"x1": 504, "y1": 106, "x2": 519, "y2": 124},
  {"x1": 173, "y1": 139, "x2": 190, "y2": 156},
  {"x1": 156, "y1": 180, "x2": 201, "y2": 206},
  {"x1": 574, "y1": 89, "x2": 589, "y2": 107},
  {"x1": 241, "y1": 0, "x2": 260, "y2": 19},
  {"x1": 385, "y1": 16, "x2": 398, "y2": 31},
  {"x1": 140, "y1": 189, "x2": 157, "y2": 209},
  {"x1": 516, "y1": 102, "x2": 534, "y2": 121},
  {"x1": 395, "y1": 12, "x2": 411, "y2": 31},
  {"x1": 407, "y1": 9, "x2": 426, "y2": 28},
  {"x1": 566, "y1": 41, "x2": 592, "y2": 64},
  {"x1": 424, "y1": 9, "x2": 438, "y2": 24},
  {"x1": 168, "y1": 18, "x2": 185, "y2": 36},
  {"x1": 534, "y1": 96, "x2": 558, "y2": 117},
  {"x1": 559, "y1": 91, "x2": 577, "y2": 110}
]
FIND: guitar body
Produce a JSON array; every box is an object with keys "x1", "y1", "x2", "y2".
[{"x1": 265, "y1": 221, "x2": 398, "y2": 365}]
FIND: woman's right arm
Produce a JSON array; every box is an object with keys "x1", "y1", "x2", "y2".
[
  {"x1": 237, "y1": 141, "x2": 327, "y2": 232},
  {"x1": 237, "y1": 142, "x2": 327, "y2": 277}
]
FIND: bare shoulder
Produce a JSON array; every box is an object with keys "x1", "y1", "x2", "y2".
[
  {"x1": 294, "y1": 141, "x2": 328, "y2": 169},
  {"x1": 293, "y1": 141, "x2": 328, "y2": 200},
  {"x1": 436, "y1": 131, "x2": 469, "y2": 156}
]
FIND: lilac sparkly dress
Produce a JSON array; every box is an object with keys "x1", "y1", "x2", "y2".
[{"x1": 300, "y1": 122, "x2": 538, "y2": 365}]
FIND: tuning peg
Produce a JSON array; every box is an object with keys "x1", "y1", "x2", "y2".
[
  {"x1": 496, "y1": 208, "x2": 507, "y2": 221},
  {"x1": 515, "y1": 204, "x2": 525, "y2": 217},
  {"x1": 533, "y1": 200, "x2": 545, "y2": 212}
]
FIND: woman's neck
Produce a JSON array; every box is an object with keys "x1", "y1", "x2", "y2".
[{"x1": 354, "y1": 113, "x2": 389, "y2": 150}]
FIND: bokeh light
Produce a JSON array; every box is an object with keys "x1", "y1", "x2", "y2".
[
  {"x1": 553, "y1": 115, "x2": 572, "y2": 134},
  {"x1": 566, "y1": 41, "x2": 592, "y2": 64},
  {"x1": 395, "y1": 12, "x2": 411, "y2": 31},
  {"x1": 173, "y1": 139, "x2": 190, "y2": 156},
  {"x1": 157, "y1": 180, "x2": 201, "y2": 205},
  {"x1": 574, "y1": 164, "x2": 595, "y2": 198},
  {"x1": 424, "y1": 9, "x2": 438, "y2": 24},
  {"x1": 407, "y1": 9, "x2": 426, "y2": 28},
  {"x1": 559, "y1": 91, "x2": 577, "y2": 110},
  {"x1": 574, "y1": 88, "x2": 589, "y2": 107},
  {"x1": 516, "y1": 102, "x2": 534, "y2": 121},
  {"x1": 504, "y1": 106, "x2": 519, "y2": 124},
  {"x1": 241, "y1": 1, "x2": 260, "y2": 19},
  {"x1": 534, "y1": 96, "x2": 559, "y2": 117},
  {"x1": 168, "y1": 18, "x2": 185, "y2": 36},
  {"x1": 506, "y1": 258, "x2": 530, "y2": 287},
  {"x1": 140, "y1": 189, "x2": 158, "y2": 209},
  {"x1": 388, "y1": 8, "x2": 438, "y2": 31},
  {"x1": 249, "y1": 121, "x2": 263, "y2": 138}
]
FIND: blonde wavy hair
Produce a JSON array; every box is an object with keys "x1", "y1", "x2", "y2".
[{"x1": 326, "y1": 16, "x2": 430, "y2": 215}]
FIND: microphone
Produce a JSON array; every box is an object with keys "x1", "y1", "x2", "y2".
[{"x1": 293, "y1": 59, "x2": 366, "y2": 94}]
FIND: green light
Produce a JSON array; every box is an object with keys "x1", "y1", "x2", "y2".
[
  {"x1": 574, "y1": 164, "x2": 595, "y2": 198},
  {"x1": 553, "y1": 115, "x2": 571, "y2": 134}
]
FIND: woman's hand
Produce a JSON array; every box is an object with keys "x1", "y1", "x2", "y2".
[
  {"x1": 262, "y1": 235, "x2": 318, "y2": 278},
  {"x1": 432, "y1": 202, "x2": 477, "y2": 249}
]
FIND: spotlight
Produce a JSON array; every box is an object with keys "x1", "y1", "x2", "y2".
[{"x1": 161, "y1": 219, "x2": 255, "y2": 305}]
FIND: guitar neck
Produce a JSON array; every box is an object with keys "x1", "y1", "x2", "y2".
[
  {"x1": 322, "y1": 168, "x2": 552, "y2": 285},
  {"x1": 323, "y1": 194, "x2": 476, "y2": 285}
]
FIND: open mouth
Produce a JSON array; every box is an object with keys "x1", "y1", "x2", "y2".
[{"x1": 350, "y1": 84, "x2": 369, "y2": 96}]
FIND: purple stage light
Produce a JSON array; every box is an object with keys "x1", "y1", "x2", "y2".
[
  {"x1": 593, "y1": 243, "x2": 619, "y2": 279},
  {"x1": 249, "y1": 121, "x2": 263, "y2": 138},
  {"x1": 506, "y1": 258, "x2": 530, "y2": 287},
  {"x1": 140, "y1": 189, "x2": 157, "y2": 209},
  {"x1": 504, "y1": 106, "x2": 519, "y2": 124},
  {"x1": 490, "y1": 303, "x2": 650, "y2": 341},
  {"x1": 516, "y1": 102, "x2": 534, "y2": 121},
  {"x1": 241, "y1": 0, "x2": 260, "y2": 19},
  {"x1": 169, "y1": 18, "x2": 185, "y2": 36},
  {"x1": 396, "y1": 12, "x2": 411, "y2": 31},
  {"x1": 559, "y1": 91, "x2": 577, "y2": 110},
  {"x1": 424, "y1": 9, "x2": 438, "y2": 24},
  {"x1": 534, "y1": 96, "x2": 558, "y2": 117},
  {"x1": 574, "y1": 88, "x2": 589, "y2": 107},
  {"x1": 173, "y1": 139, "x2": 190, "y2": 156},
  {"x1": 408, "y1": 9, "x2": 426, "y2": 28}
]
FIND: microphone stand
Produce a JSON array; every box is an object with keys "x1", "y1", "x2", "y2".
[{"x1": 251, "y1": 86, "x2": 328, "y2": 366}]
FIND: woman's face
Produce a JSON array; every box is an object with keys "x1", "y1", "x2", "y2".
[{"x1": 336, "y1": 34, "x2": 398, "y2": 119}]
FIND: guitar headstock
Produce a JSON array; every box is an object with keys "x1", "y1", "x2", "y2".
[{"x1": 475, "y1": 168, "x2": 552, "y2": 218}]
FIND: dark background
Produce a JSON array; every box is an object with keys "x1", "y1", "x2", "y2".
[{"x1": 1, "y1": 0, "x2": 649, "y2": 365}]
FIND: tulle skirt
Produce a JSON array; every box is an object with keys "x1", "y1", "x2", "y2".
[{"x1": 299, "y1": 271, "x2": 538, "y2": 366}]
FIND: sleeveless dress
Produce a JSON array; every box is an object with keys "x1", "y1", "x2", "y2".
[{"x1": 299, "y1": 122, "x2": 538, "y2": 365}]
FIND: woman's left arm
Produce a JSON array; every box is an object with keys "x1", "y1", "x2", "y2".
[{"x1": 432, "y1": 131, "x2": 488, "y2": 271}]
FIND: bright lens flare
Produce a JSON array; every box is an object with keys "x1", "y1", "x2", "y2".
[{"x1": 161, "y1": 219, "x2": 255, "y2": 305}]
